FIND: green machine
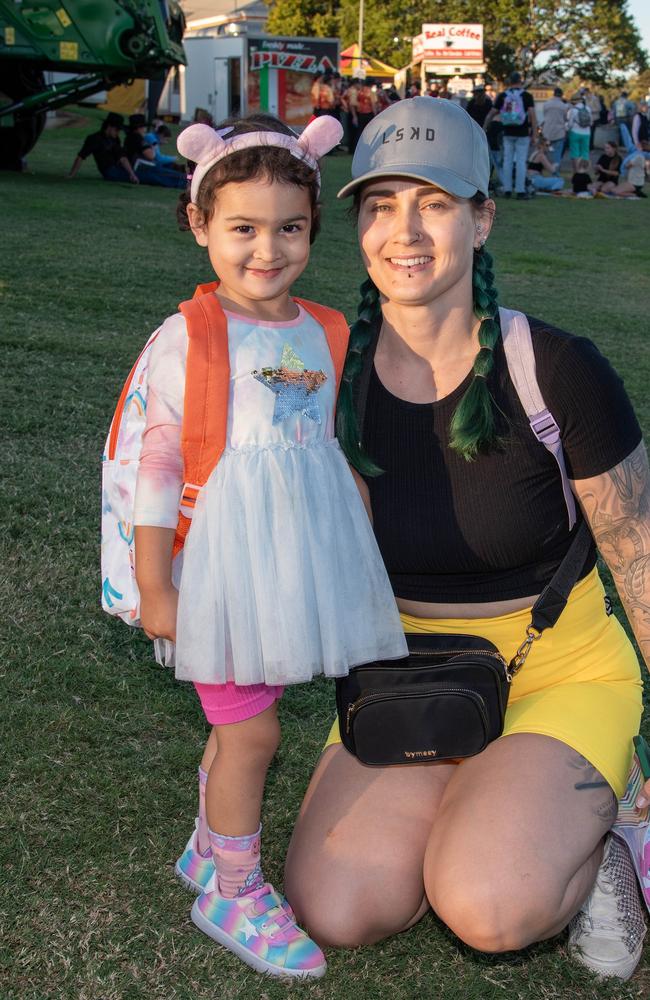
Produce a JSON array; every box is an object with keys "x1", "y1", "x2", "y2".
[{"x1": 0, "y1": 0, "x2": 186, "y2": 168}]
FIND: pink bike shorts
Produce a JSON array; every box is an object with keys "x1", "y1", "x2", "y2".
[{"x1": 193, "y1": 681, "x2": 284, "y2": 725}]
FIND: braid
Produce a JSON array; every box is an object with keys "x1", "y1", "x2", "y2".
[
  {"x1": 336, "y1": 277, "x2": 384, "y2": 475},
  {"x1": 449, "y1": 246, "x2": 503, "y2": 460}
]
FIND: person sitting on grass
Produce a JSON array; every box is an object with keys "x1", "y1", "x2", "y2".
[
  {"x1": 123, "y1": 114, "x2": 186, "y2": 189},
  {"x1": 611, "y1": 153, "x2": 648, "y2": 198},
  {"x1": 526, "y1": 136, "x2": 564, "y2": 193},
  {"x1": 571, "y1": 158, "x2": 593, "y2": 197},
  {"x1": 590, "y1": 141, "x2": 622, "y2": 195},
  {"x1": 67, "y1": 112, "x2": 139, "y2": 184},
  {"x1": 143, "y1": 123, "x2": 183, "y2": 170},
  {"x1": 284, "y1": 96, "x2": 649, "y2": 984}
]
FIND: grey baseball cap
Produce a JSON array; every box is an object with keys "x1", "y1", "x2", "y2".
[{"x1": 337, "y1": 96, "x2": 490, "y2": 200}]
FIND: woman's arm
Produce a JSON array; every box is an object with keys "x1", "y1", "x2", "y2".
[
  {"x1": 573, "y1": 440, "x2": 650, "y2": 666},
  {"x1": 572, "y1": 440, "x2": 650, "y2": 804}
]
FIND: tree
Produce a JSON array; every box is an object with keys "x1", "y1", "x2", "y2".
[
  {"x1": 264, "y1": 0, "x2": 647, "y2": 84},
  {"x1": 265, "y1": 0, "x2": 338, "y2": 39},
  {"x1": 488, "y1": 0, "x2": 648, "y2": 85}
]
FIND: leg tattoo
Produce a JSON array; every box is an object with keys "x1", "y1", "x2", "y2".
[{"x1": 568, "y1": 753, "x2": 617, "y2": 827}]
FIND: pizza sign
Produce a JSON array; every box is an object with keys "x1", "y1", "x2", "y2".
[
  {"x1": 248, "y1": 37, "x2": 338, "y2": 75},
  {"x1": 250, "y1": 50, "x2": 335, "y2": 74}
]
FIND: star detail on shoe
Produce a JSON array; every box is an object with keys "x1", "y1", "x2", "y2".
[
  {"x1": 252, "y1": 344, "x2": 327, "y2": 425},
  {"x1": 241, "y1": 914, "x2": 259, "y2": 941}
]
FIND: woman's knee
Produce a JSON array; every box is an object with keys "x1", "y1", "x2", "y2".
[
  {"x1": 285, "y1": 834, "x2": 427, "y2": 948},
  {"x1": 427, "y1": 875, "x2": 556, "y2": 954},
  {"x1": 287, "y1": 873, "x2": 426, "y2": 948}
]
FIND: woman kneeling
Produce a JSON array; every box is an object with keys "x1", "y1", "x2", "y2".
[{"x1": 285, "y1": 97, "x2": 648, "y2": 981}]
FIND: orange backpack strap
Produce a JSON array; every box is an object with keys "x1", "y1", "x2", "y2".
[
  {"x1": 173, "y1": 291, "x2": 230, "y2": 556},
  {"x1": 193, "y1": 280, "x2": 220, "y2": 298},
  {"x1": 294, "y1": 298, "x2": 349, "y2": 392}
]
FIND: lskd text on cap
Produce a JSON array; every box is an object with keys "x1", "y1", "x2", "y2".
[{"x1": 381, "y1": 126, "x2": 435, "y2": 145}]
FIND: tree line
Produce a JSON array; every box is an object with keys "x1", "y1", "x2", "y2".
[{"x1": 265, "y1": 0, "x2": 647, "y2": 85}]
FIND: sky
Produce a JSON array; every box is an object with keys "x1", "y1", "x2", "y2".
[{"x1": 628, "y1": 0, "x2": 650, "y2": 57}]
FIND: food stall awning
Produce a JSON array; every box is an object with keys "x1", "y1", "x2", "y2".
[{"x1": 340, "y1": 44, "x2": 397, "y2": 80}]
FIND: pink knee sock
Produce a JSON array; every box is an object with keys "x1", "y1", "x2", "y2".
[
  {"x1": 197, "y1": 766, "x2": 211, "y2": 855},
  {"x1": 209, "y1": 825, "x2": 264, "y2": 898}
]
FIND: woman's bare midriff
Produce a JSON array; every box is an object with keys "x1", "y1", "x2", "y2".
[{"x1": 396, "y1": 594, "x2": 541, "y2": 620}]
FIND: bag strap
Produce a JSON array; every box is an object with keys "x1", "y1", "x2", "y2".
[
  {"x1": 294, "y1": 297, "x2": 350, "y2": 392},
  {"x1": 187, "y1": 283, "x2": 350, "y2": 391},
  {"x1": 173, "y1": 290, "x2": 230, "y2": 555},
  {"x1": 171, "y1": 284, "x2": 349, "y2": 556},
  {"x1": 509, "y1": 520, "x2": 592, "y2": 676},
  {"x1": 106, "y1": 328, "x2": 161, "y2": 461},
  {"x1": 499, "y1": 307, "x2": 577, "y2": 531}
]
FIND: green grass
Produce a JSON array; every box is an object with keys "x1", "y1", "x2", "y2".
[{"x1": 1, "y1": 116, "x2": 649, "y2": 1000}]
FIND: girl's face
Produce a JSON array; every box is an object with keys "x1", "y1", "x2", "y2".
[
  {"x1": 188, "y1": 178, "x2": 312, "y2": 316},
  {"x1": 357, "y1": 178, "x2": 493, "y2": 309},
  {"x1": 604, "y1": 143, "x2": 616, "y2": 156}
]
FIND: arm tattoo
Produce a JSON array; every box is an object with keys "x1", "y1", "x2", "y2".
[
  {"x1": 568, "y1": 753, "x2": 617, "y2": 827},
  {"x1": 574, "y1": 441, "x2": 650, "y2": 670}
]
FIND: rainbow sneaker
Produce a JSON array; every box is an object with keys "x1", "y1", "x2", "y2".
[
  {"x1": 191, "y1": 877, "x2": 326, "y2": 978},
  {"x1": 175, "y1": 821, "x2": 215, "y2": 894}
]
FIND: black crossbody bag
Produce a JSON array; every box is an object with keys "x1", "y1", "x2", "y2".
[{"x1": 335, "y1": 521, "x2": 593, "y2": 766}]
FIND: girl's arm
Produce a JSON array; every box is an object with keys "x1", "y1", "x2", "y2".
[
  {"x1": 133, "y1": 314, "x2": 188, "y2": 640},
  {"x1": 572, "y1": 439, "x2": 650, "y2": 802},
  {"x1": 135, "y1": 526, "x2": 178, "y2": 640}
]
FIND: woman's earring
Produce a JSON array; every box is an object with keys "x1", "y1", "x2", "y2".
[{"x1": 475, "y1": 226, "x2": 486, "y2": 249}]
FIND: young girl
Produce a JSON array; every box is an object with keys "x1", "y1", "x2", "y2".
[{"x1": 132, "y1": 113, "x2": 407, "y2": 977}]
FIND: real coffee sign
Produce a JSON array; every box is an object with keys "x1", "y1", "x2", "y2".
[{"x1": 412, "y1": 24, "x2": 484, "y2": 63}]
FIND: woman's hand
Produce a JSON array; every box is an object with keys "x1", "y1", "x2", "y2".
[
  {"x1": 637, "y1": 777, "x2": 650, "y2": 810},
  {"x1": 140, "y1": 584, "x2": 178, "y2": 642}
]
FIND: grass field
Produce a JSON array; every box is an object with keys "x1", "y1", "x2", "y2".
[{"x1": 2, "y1": 116, "x2": 650, "y2": 1000}]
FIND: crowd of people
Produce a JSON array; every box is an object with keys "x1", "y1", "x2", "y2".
[
  {"x1": 479, "y1": 76, "x2": 649, "y2": 200},
  {"x1": 67, "y1": 77, "x2": 649, "y2": 203},
  {"x1": 306, "y1": 72, "x2": 649, "y2": 201}
]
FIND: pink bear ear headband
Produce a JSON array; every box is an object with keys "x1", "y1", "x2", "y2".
[{"x1": 177, "y1": 116, "x2": 344, "y2": 203}]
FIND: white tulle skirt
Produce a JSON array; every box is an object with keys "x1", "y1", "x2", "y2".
[{"x1": 173, "y1": 439, "x2": 407, "y2": 686}]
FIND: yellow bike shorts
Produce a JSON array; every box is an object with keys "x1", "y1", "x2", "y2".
[{"x1": 324, "y1": 568, "x2": 643, "y2": 796}]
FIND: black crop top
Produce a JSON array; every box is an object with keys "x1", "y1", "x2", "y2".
[{"x1": 358, "y1": 317, "x2": 641, "y2": 603}]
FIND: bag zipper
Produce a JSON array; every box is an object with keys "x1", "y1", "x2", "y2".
[
  {"x1": 346, "y1": 685, "x2": 489, "y2": 735},
  {"x1": 408, "y1": 648, "x2": 507, "y2": 665}
]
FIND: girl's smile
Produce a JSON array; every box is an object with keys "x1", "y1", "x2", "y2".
[{"x1": 188, "y1": 178, "x2": 312, "y2": 321}]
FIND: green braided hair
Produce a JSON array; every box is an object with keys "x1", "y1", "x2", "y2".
[
  {"x1": 448, "y1": 244, "x2": 503, "y2": 460},
  {"x1": 335, "y1": 276, "x2": 384, "y2": 476}
]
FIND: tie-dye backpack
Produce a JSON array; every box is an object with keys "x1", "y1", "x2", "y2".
[{"x1": 100, "y1": 284, "x2": 349, "y2": 625}]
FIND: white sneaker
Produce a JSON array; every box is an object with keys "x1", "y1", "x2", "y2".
[{"x1": 568, "y1": 835, "x2": 647, "y2": 980}]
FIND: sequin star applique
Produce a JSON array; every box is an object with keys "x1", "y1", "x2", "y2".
[{"x1": 252, "y1": 343, "x2": 327, "y2": 425}]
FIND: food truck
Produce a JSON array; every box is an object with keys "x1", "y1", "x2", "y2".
[
  {"x1": 179, "y1": 32, "x2": 339, "y2": 126},
  {"x1": 410, "y1": 23, "x2": 487, "y2": 95}
]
